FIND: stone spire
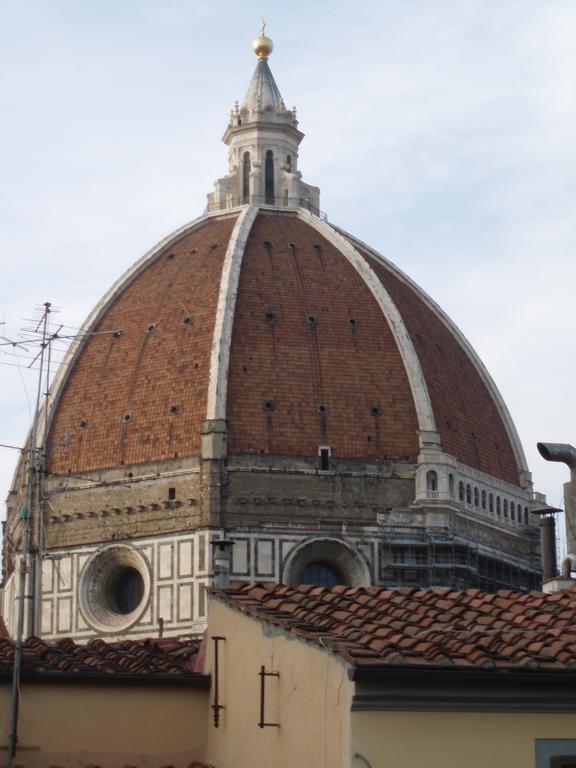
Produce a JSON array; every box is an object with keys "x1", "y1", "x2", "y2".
[
  {"x1": 241, "y1": 58, "x2": 287, "y2": 115},
  {"x1": 207, "y1": 27, "x2": 320, "y2": 213}
]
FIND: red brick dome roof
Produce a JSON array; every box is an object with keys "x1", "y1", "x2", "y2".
[{"x1": 46, "y1": 208, "x2": 526, "y2": 486}]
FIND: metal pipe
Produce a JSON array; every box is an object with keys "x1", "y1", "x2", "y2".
[
  {"x1": 538, "y1": 441, "x2": 576, "y2": 571},
  {"x1": 7, "y1": 522, "x2": 30, "y2": 768},
  {"x1": 211, "y1": 636, "x2": 225, "y2": 727},
  {"x1": 258, "y1": 665, "x2": 280, "y2": 728},
  {"x1": 258, "y1": 665, "x2": 265, "y2": 729},
  {"x1": 540, "y1": 515, "x2": 557, "y2": 581},
  {"x1": 7, "y1": 302, "x2": 51, "y2": 768},
  {"x1": 537, "y1": 443, "x2": 576, "y2": 477}
]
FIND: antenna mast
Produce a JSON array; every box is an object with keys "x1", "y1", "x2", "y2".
[{"x1": 7, "y1": 301, "x2": 52, "y2": 768}]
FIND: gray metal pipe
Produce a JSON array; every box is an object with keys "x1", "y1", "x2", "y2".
[
  {"x1": 538, "y1": 441, "x2": 576, "y2": 572},
  {"x1": 537, "y1": 443, "x2": 576, "y2": 477}
]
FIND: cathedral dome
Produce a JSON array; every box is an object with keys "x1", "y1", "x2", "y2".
[
  {"x1": 46, "y1": 206, "x2": 526, "y2": 487},
  {"x1": 3, "y1": 31, "x2": 540, "y2": 644}
]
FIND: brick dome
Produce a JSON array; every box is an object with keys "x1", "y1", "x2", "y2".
[
  {"x1": 46, "y1": 206, "x2": 526, "y2": 487},
  {"x1": 2, "y1": 36, "x2": 540, "y2": 647}
]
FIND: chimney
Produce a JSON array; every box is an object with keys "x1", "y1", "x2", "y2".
[
  {"x1": 537, "y1": 442, "x2": 576, "y2": 591},
  {"x1": 212, "y1": 536, "x2": 235, "y2": 590},
  {"x1": 532, "y1": 507, "x2": 559, "y2": 583}
]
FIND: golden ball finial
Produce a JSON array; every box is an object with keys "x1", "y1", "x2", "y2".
[{"x1": 252, "y1": 20, "x2": 273, "y2": 60}]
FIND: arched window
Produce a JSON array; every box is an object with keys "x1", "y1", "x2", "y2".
[
  {"x1": 265, "y1": 150, "x2": 275, "y2": 204},
  {"x1": 300, "y1": 560, "x2": 345, "y2": 588},
  {"x1": 448, "y1": 474, "x2": 454, "y2": 496},
  {"x1": 503, "y1": 499, "x2": 508, "y2": 518},
  {"x1": 474, "y1": 487, "x2": 479, "y2": 507},
  {"x1": 489, "y1": 493, "x2": 494, "y2": 513},
  {"x1": 496, "y1": 496, "x2": 501, "y2": 515},
  {"x1": 524, "y1": 506, "x2": 529, "y2": 524},
  {"x1": 242, "y1": 151, "x2": 251, "y2": 202},
  {"x1": 510, "y1": 502, "x2": 515, "y2": 521},
  {"x1": 458, "y1": 481, "x2": 464, "y2": 501},
  {"x1": 286, "y1": 154, "x2": 292, "y2": 172},
  {"x1": 466, "y1": 484, "x2": 471, "y2": 504},
  {"x1": 426, "y1": 470, "x2": 438, "y2": 492},
  {"x1": 481, "y1": 490, "x2": 486, "y2": 510}
]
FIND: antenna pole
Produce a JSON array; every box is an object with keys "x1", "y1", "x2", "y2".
[{"x1": 7, "y1": 302, "x2": 51, "y2": 768}]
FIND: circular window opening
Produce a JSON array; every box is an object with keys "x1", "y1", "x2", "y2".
[
  {"x1": 80, "y1": 545, "x2": 150, "y2": 633},
  {"x1": 106, "y1": 566, "x2": 144, "y2": 615},
  {"x1": 299, "y1": 560, "x2": 346, "y2": 588}
]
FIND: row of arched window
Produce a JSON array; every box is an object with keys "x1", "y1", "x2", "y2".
[
  {"x1": 242, "y1": 150, "x2": 293, "y2": 204},
  {"x1": 426, "y1": 470, "x2": 530, "y2": 525}
]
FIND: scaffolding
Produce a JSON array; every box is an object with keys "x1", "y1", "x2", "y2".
[{"x1": 379, "y1": 524, "x2": 541, "y2": 592}]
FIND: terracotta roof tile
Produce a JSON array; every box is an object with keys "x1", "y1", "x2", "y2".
[
  {"x1": 0, "y1": 636, "x2": 207, "y2": 680},
  {"x1": 210, "y1": 584, "x2": 576, "y2": 673},
  {"x1": 14, "y1": 764, "x2": 215, "y2": 768}
]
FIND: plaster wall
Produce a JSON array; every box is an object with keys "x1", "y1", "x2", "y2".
[
  {"x1": 351, "y1": 711, "x2": 576, "y2": 768},
  {"x1": 0, "y1": 681, "x2": 208, "y2": 768},
  {"x1": 205, "y1": 598, "x2": 354, "y2": 768}
]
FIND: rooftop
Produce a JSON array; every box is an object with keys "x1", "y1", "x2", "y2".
[
  {"x1": 0, "y1": 635, "x2": 208, "y2": 682},
  {"x1": 211, "y1": 583, "x2": 576, "y2": 673}
]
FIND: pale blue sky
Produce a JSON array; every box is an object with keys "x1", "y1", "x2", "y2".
[{"x1": 1, "y1": 1, "x2": 575, "y2": 525}]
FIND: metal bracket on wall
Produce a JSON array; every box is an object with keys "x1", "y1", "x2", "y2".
[
  {"x1": 211, "y1": 636, "x2": 226, "y2": 727},
  {"x1": 258, "y1": 664, "x2": 280, "y2": 728}
]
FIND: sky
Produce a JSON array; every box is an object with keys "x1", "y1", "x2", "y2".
[{"x1": 1, "y1": 0, "x2": 575, "y2": 542}]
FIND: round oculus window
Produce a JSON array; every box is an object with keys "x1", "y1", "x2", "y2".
[
  {"x1": 105, "y1": 566, "x2": 144, "y2": 615},
  {"x1": 80, "y1": 546, "x2": 150, "y2": 633}
]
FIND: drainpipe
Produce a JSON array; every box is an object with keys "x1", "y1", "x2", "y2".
[{"x1": 537, "y1": 442, "x2": 576, "y2": 574}]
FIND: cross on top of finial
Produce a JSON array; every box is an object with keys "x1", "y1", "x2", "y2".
[{"x1": 252, "y1": 21, "x2": 273, "y2": 60}]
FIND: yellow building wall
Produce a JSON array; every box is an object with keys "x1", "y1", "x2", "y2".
[
  {"x1": 205, "y1": 598, "x2": 354, "y2": 768},
  {"x1": 352, "y1": 710, "x2": 576, "y2": 768},
  {"x1": 0, "y1": 681, "x2": 208, "y2": 768}
]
